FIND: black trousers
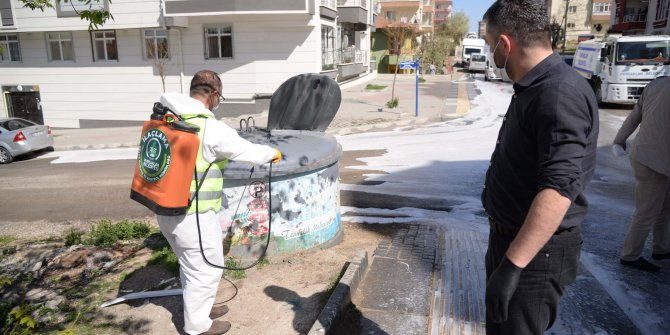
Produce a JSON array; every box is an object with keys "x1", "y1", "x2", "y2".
[{"x1": 485, "y1": 227, "x2": 582, "y2": 335}]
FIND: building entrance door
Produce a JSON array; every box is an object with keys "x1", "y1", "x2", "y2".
[{"x1": 6, "y1": 91, "x2": 44, "y2": 125}]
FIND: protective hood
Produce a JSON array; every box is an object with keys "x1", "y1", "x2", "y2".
[
  {"x1": 267, "y1": 74, "x2": 341, "y2": 132},
  {"x1": 160, "y1": 92, "x2": 214, "y2": 117}
]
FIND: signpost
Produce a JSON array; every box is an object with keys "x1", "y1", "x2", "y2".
[{"x1": 399, "y1": 60, "x2": 420, "y2": 117}]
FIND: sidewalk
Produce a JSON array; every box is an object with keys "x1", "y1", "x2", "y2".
[
  {"x1": 48, "y1": 70, "x2": 485, "y2": 335},
  {"x1": 50, "y1": 71, "x2": 473, "y2": 151}
]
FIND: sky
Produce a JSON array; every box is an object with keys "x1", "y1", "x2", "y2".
[{"x1": 455, "y1": 0, "x2": 495, "y2": 35}]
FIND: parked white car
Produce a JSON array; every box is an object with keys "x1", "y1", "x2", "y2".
[{"x1": 468, "y1": 53, "x2": 488, "y2": 73}]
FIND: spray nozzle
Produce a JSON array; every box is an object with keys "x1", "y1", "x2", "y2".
[{"x1": 151, "y1": 102, "x2": 168, "y2": 120}]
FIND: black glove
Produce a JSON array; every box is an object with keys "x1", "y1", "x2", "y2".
[{"x1": 486, "y1": 256, "x2": 523, "y2": 323}]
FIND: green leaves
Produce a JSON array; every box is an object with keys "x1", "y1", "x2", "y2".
[
  {"x1": 19, "y1": 0, "x2": 115, "y2": 31},
  {"x1": 79, "y1": 8, "x2": 115, "y2": 31}
]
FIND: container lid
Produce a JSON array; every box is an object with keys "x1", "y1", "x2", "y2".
[{"x1": 267, "y1": 74, "x2": 341, "y2": 132}]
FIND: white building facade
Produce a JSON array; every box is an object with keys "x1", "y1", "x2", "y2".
[{"x1": 0, "y1": 0, "x2": 375, "y2": 128}]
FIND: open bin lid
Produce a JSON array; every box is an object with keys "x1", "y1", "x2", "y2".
[{"x1": 267, "y1": 73, "x2": 341, "y2": 132}]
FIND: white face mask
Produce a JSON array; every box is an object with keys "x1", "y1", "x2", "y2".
[{"x1": 492, "y1": 39, "x2": 510, "y2": 71}]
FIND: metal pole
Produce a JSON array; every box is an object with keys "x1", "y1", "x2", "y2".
[
  {"x1": 562, "y1": 0, "x2": 570, "y2": 54},
  {"x1": 415, "y1": 59, "x2": 419, "y2": 117}
]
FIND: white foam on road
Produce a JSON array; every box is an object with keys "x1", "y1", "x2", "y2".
[{"x1": 44, "y1": 148, "x2": 138, "y2": 164}]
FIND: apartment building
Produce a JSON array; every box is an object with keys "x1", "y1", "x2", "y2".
[
  {"x1": 478, "y1": 20, "x2": 487, "y2": 38},
  {"x1": 372, "y1": 0, "x2": 434, "y2": 72},
  {"x1": 0, "y1": 0, "x2": 376, "y2": 128},
  {"x1": 548, "y1": 0, "x2": 611, "y2": 48},
  {"x1": 611, "y1": 0, "x2": 670, "y2": 35},
  {"x1": 434, "y1": 0, "x2": 452, "y2": 27}
]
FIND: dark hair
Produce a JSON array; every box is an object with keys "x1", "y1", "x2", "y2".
[
  {"x1": 189, "y1": 70, "x2": 222, "y2": 97},
  {"x1": 483, "y1": 0, "x2": 551, "y2": 48}
]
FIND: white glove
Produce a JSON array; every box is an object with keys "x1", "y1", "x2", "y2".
[{"x1": 612, "y1": 144, "x2": 627, "y2": 157}]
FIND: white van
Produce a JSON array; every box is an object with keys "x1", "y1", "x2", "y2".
[{"x1": 469, "y1": 53, "x2": 488, "y2": 73}]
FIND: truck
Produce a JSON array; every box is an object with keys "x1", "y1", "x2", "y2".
[
  {"x1": 573, "y1": 35, "x2": 670, "y2": 104},
  {"x1": 461, "y1": 33, "x2": 486, "y2": 67}
]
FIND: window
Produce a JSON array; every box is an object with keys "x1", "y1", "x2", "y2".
[
  {"x1": 1, "y1": 0, "x2": 15, "y2": 27},
  {"x1": 567, "y1": 23, "x2": 576, "y2": 28},
  {"x1": 592, "y1": 3, "x2": 610, "y2": 14},
  {"x1": 205, "y1": 26, "x2": 233, "y2": 59},
  {"x1": 385, "y1": 10, "x2": 396, "y2": 21},
  {"x1": 91, "y1": 30, "x2": 117, "y2": 61},
  {"x1": 144, "y1": 29, "x2": 169, "y2": 60},
  {"x1": 568, "y1": 6, "x2": 577, "y2": 13},
  {"x1": 0, "y1": 34, "x2": 20, "y2": 62},
  {"x1": 57, "y1": 0, "x2": 107, "y2": 17},
  {"x1": 657, "y1": 0, "x2": 668, "y2": 21},
  {"x1": 47, "y1": 32, "x2": 74, "y2": 61}
]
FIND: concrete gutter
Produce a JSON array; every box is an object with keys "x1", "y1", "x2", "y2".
[{"x1": 308, "y1": 250, "x2": 369, "y2": 334}]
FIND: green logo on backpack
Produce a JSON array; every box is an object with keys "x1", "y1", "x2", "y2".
[{"x1": 139, "y1": 129, "x2": 171, "y2": 182}]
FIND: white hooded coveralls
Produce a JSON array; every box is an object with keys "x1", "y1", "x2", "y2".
[{"x1": 156, "y1": 92, "x2": 276, "y2": 334}]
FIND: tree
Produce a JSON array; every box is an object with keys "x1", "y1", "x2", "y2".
[
  {"x1": 442, "y1": 11, "x2": 469, "y2": 47},
  {"x1": 383, "y1": 22, "x2": 416, "y2": 104},
  {"x1": 422, "y1": 12, "x2": 468, "y2": 72},
  {"x1": 19, "y1": 0, "x2": 114, "y2": 30},
  {"x1": 146, "y1": 36, "x2": 171, "y2": 92},
  {"x1": 417, "y1": 32, "x2": 452, "y2": 74},
  {"x1": 550, "y1": 20, "x2": 563, "y2": 50}
]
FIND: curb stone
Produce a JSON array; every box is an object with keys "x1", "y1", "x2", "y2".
[{"x1": 308, "y1": 250, "x2": 369, "y2": 335}]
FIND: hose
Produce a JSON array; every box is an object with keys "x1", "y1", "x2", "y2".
[{"x1": 194, "y1": 160, "x2": 274, "y2": 271}]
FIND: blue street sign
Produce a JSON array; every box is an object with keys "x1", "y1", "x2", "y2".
[{"x1": 399, "y1": 61, "x2": 417, "y2": 69}]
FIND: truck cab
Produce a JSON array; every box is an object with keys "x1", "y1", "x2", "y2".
[
  {"x1": 574, "y1": 35, "x2": 670, "y2": 104},
  {"x1": 461, "y1": 33, "x2": 486, "y2": 67}
]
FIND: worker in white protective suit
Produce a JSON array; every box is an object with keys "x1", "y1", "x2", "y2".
[{"x1": 157, "y1": 70, "x2": 281, "y2": 335}]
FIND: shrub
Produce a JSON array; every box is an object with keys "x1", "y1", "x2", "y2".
[
  {"x1": 84, "y1": 219, "x2": 153, "y2": 247},
  {"x1": 386, "y1": 97, "x2": 399, "y2": 109},
  {"x1": 86, "y1": 220, "x2": 117, "y2": 247},
  {"x1": 224, "y1": 258, "x2": 246, "y2": 280},
  {"x1": 63, "y1": 229, "x2": 84, "y2": 246}
]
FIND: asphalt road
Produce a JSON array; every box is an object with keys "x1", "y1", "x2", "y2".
[
  {"x1": 0, "y1": 105, "x2": 630, "y2": 225},
  {"x1": 0, "y1": 155, "x2": 152, "y2": 223}
]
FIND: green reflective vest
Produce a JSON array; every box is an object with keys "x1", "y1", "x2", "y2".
[{"x1": 184, "y1": 115, "x2": 228, "y2": 214}]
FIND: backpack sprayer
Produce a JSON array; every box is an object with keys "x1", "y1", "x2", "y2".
[{"x1": 130, "y1": 102, "x2": 273, "y2": 271}]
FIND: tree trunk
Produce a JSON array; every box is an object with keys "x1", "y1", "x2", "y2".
[{"x1": 391, "y1": 62, "x2": 399, "y2": 100}]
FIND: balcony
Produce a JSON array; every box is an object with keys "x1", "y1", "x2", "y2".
[
  {"x1": 591, "y1": 11, "x2": 610, "y2": 22},
  {"x1": 322, "y1": 47, "x2": 368, "y2": 65},
  {"x1": 376, "y1": 15, "x2": 421, "y2": 28},
  {"x1": 322, "y1": 47, "x2": 369, "y2": 81},
  {"x1": 612, "y1": 12, "x2": 647, "y2": 32},
  {"x1": 338, "y1": 0, "x2": 369, "y2": 25},
  {"x1": 321, "y1": 0, "x2": 338, "y2": 19},
  {"x1": 378, "y1": 0, "x2": 421, "y2": 9},
  {"x1": 164, "y1": 0, "x2": 312, "y2": 16},
  {"x1": 338, "y1": 0, "x2": 368, "y2": 8},
  {"x1": 322, "y1": 0, "x2": 337, "y2": 8}
]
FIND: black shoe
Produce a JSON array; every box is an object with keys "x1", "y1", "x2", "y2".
[
  {"x1": 652, "y1": 252, "x2": 670, "y2": 260},
  {"x1": 620, "y1": 257, "x2": 660, "y2": 272}
]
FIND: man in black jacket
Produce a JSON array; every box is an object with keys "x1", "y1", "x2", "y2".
[{"x1": 481, "y1": 1, "x2": 599, "y2": 334}]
